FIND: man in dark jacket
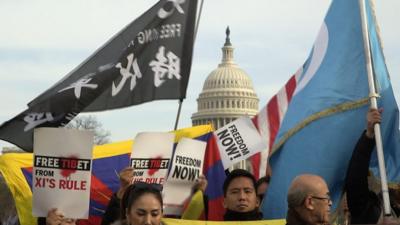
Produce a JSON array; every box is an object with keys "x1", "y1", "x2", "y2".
[
  {"x1": 222, "y1": 169, "x2": 263, "y2": 221},
  {"x1": 345, "y1": 108, "x2": 400, "y2": 224}
]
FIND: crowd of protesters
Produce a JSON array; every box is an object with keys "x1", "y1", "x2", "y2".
[{"x1": 28, "y1": 108, "x2": 400, "y2": 225}]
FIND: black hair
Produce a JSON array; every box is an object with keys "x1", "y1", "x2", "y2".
[
  {"x1": 120, "y1": 182, "x2": 163, "y2": 219},
  {"x1": 256, "y1": 175, "x2": 270, "y2": 190},
  {"x1": 222, "y1": 169, "x2": 257, "y2": 196}
]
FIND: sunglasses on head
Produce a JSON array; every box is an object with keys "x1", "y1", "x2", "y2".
[{"x1": 132, "y1": 181, "x2": 163, "y2": 192}]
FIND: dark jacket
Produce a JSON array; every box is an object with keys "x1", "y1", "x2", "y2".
[
  {"x1": 37, "y1": 217, "x2": 46, "y2": 225},
  {"x1": 286, "y1": 208, "x2": 310, "y2": 225},
  {"x1": 101, "y1": 193, "x2": 121, "y2": 225},
  {"x1": 223, "y1": 209, "x2": 263, "y2": 221},
  {"x1": 111, "y1": 220, "x2": 165, "y2": 225},
  {"x1": 345, "y1": 131, "x2": 382, "y2": 224}
]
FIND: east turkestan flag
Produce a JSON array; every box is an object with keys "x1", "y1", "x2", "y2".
[{"x1": 261, "y1": 0, "x2": 400, "y2": 219}]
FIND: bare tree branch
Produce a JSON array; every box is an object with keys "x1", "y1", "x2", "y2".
[{"x1": 66, "y1": 115, "x2": 111, "y2": 145}]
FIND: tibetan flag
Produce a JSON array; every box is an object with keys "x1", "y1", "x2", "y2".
[
  {"x1": 261, "y1": 0, "x2": 400, "y2": 219},
  {"x1": 0, "y1": 125, "x2": 213, "y2": 225},
  {"x1": 0, "y1": 0, "x2": 199, "y2": 152},
  {"x1": 181, "y1": 190, "x2": 207, "y2": 220},
  {"x1": 0, "y1": 141, "x2": 131, "y2": 225},
  {"x1": 180, "y1": 129, "x2": 228, "y2": 221},
  {"x1": 203, "y1": 134, "x2": 226, "y2": 221},
  {"x1": 181, "y1": 133, "x2": 227, "y2": 221}
]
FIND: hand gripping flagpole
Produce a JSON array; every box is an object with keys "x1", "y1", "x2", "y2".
[
  {"x1": 359, "y1": 0, "x2": 391, "y2": 216},
  {"x1": 173, "y1": 0, "x2": 204, "y2": 131}
]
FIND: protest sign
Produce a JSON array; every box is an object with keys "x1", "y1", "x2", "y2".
[
  {"x1": 214, "y1": 117, "x2": 267, "y2": 169},
  {"x1": 130, "y1": 132, "x2": 175, "y2": 184},
  {"x1": 163, "y1": 137, "x2": 207, "y2": 215},
  {"x1": 32, "y1": 128, "x2": 93, "y2": 218}
]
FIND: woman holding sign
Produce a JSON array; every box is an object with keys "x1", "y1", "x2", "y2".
[
  {"x1": 42, "y1": 181, "x2": 164, "y2": 225},
  {"x1": 42, "y1": 209, "x2": 76, "y2": 225},
  {"x1": 119, "y1": 182, "x2": 164, "y2": 225}
]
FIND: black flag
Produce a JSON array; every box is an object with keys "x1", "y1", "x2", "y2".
[{"x1": 0, "y1": 0, "x2": 198, "y2": 151}]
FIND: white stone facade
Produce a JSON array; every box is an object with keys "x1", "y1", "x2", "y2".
[{"x1": 192, "y1": 27, "x2": 259, "y2": 130}]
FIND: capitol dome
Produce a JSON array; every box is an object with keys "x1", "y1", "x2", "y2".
[{"x1": 191, "y1": 27, "x2": 259, "y2": 129}]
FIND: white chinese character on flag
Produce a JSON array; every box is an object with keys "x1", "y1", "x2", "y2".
[
  {"x1": 158, "y1": 0, "x2": 185, "y2": 19},
  {"x1": 112, "y1": 53, "x2": 143, "y2": 96},
  {"x1": 23, "y1": 113, "x2": 54, "y2": 131},
  {"x1": 149, "y1": 46, "x2": 181, "y2": 87},
  {"x1": 58, "y1": 76, "x2": 98, "y2": 99}
]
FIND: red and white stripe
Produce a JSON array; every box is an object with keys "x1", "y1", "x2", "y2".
[{"x1": 250, "y1": 67, "x2": 302, "y2": 179}]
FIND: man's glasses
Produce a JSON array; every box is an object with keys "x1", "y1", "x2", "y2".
[{"x1": 310, "y1": 195, "x2": 331, "y2": 203}]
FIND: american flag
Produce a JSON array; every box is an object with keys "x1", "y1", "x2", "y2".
[{"x1": 250, "y1": 67, "x2": 303, "y2": 179}]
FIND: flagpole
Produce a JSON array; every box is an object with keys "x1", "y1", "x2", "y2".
[
  {"x1": 359, "y1": 0, "x2": 391, "y2": 216},
  {"x1": 194, "y1": 0, "x2": 204, "y2": 43},
  {"x1": 173, "y1": 99, "x2": 183, "y2": 130},
  {"x1": 173, "y1": 0, "x2": 204, "y2": 131}
]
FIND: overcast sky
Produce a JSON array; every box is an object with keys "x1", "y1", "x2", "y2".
[{"x1": 0, "y1": 0, "x2": 399, "y2": 151}]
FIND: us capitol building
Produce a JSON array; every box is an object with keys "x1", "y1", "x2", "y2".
[{"x1": 191, "y1": 27, "x2": 259, "y2": 129}]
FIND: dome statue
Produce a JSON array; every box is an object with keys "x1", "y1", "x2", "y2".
[{"x1": 191, "y1": 27, "x2": 259, "y2": 129}]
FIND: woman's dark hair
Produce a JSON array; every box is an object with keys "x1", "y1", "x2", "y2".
[{"x1": 120, "y1": 182, "x2": 163, "y2": 219}]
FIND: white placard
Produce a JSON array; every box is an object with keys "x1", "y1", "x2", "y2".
[
  {"x1": 214, "y1": 117, "x2": 267, "y2": 169},
  {"x1": 32, "y1": 128, "x2": 93, "y2": 218},
  {"x1": 163, "y1": 137, "x2": 207, "y2": 215},
  {"x1": 130, "y1": 132, "x2": 175, "y2": 184}
]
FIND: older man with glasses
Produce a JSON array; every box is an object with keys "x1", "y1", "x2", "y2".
[{"x1": 286, "y1": 174, "x2": 332, "y2": 225}]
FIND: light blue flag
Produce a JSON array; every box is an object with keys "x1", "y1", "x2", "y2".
[
  {"x1": 365, "y1": 1, "x2": 400, "y2": 182},
  {"x1": 261, "y1": 0, "x2": 400, "y2": 219}
]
